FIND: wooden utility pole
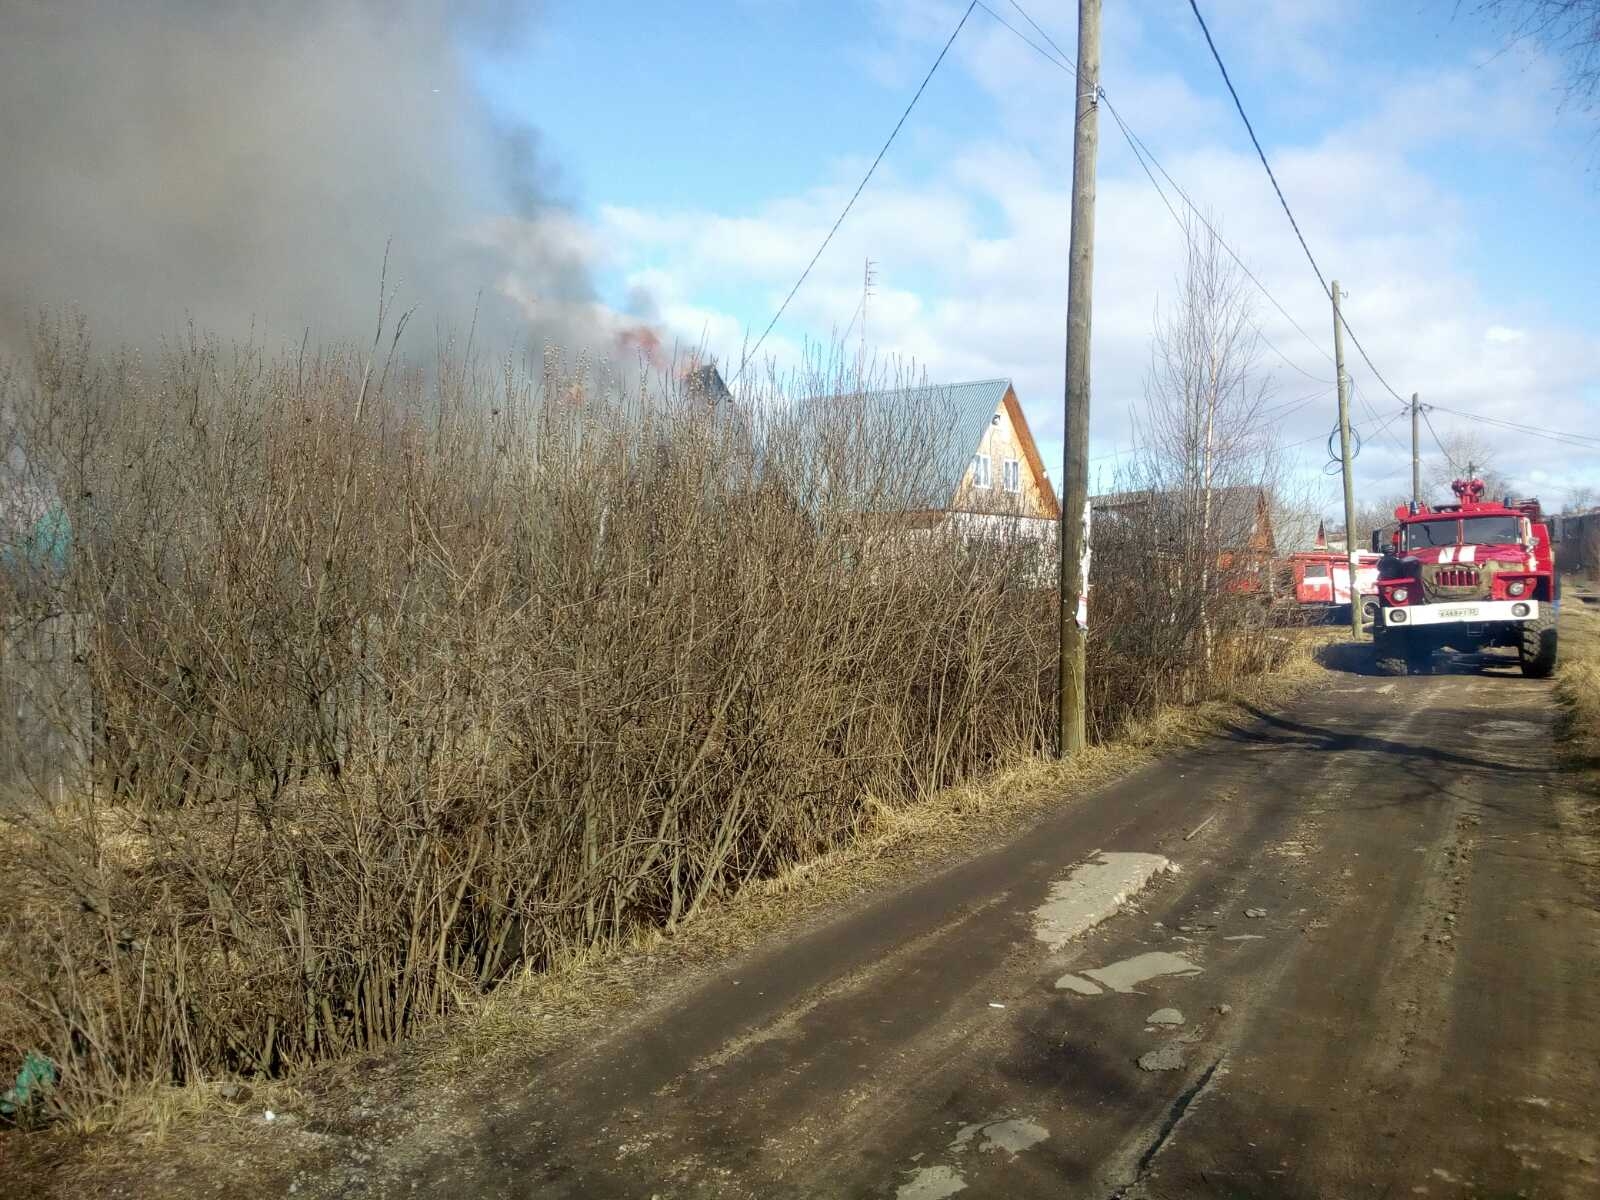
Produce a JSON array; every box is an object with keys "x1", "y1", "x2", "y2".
[
  {"x1": 1059, "y1": 0, "x2": 1101, "y2": 758},
  {"x1": 1331, "y1": 281, "x2": 1361, "y2": 638},
  {"x1": 1410, "y1": 392, "x2": 1421, "y2": 506}
]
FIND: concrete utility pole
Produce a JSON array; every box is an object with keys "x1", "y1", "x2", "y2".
[
  {"x1": 1059, "y1": 0, "x2": 1101, "y2": 758},
  {"x1": 1410, "y1": 392, "x2": 1421, "y2": 506},
  {"x1": 1331, "y1": 281, "x2": 1361, "y2": 639}
]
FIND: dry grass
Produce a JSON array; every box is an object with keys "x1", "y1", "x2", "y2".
[{"x1": 1555, "y1": 591, "x2": 1600, "y2": 764}]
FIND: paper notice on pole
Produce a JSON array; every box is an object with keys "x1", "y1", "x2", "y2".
[{"x1": 1077, "y1": 503, "x2": 1092, "y2": 631}]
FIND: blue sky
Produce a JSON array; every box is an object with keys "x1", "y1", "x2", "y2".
[{"x1": 473, "y1": 0, "x2": 1599, "y2": 517}]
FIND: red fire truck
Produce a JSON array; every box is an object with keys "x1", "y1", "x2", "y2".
[
  {"x1": 1371, "y1": 479, "x2": 1558, "y2": 676},
  {"x1": 1288, "y1": 550, "x2": 1381, "y2": 624}
]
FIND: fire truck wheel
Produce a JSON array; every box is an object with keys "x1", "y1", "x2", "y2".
[
  {"x1": 1519, "y1": 611, "x2": 1558, "y2": 679},
  {"x1": 1405, "y1": 642, "x2": 1434, "y2": 676},
  {"x1": 1373, "y1": 630, "x2": 1408, "y2": 677}
]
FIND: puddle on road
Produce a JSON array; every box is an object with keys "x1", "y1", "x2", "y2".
[
  {"x1": 1056, "y1": 973, "x2": 1105, "y2": 996},
  {"x1": 1032, "y1": 853, "x2": 1173, "y2": 951},
  {"x1": 950, "y1": 1118, "x2": 1049, "y2": 1156},
  {"x1": 1055, "y1": 951, "x2": 1201, "y2": 995},
  {"x1": 897, "y1": 1165, "x2": 967, "y2": 1199},
  {"x1": 897, "y1": 1116, "x2": 1048, "y2": 1198}
]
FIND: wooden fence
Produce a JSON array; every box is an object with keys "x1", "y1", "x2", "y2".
[{"x1": 1557, "y1": 512, "x2": 1600, "y2": 580}]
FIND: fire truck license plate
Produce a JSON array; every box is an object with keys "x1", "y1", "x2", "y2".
[{"x1": 1438, "y1": 606, "x2": 1481, "y2": 619}]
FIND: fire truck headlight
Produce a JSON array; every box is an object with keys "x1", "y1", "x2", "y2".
[
  {"x1": 1512, "y1": 602, "x2": 1531, "y2": 618},
  {"x1": 1391, "y1": 586, "x2": 1409, "y2": 603},
  {"x1": 1507, "y1": 580, "x2": 1528, "y2": 597},
  {"x1": 1390, "y1": 610, "x2": 1408, "y2": 624}
]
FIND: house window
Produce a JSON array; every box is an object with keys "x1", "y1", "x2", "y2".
[
  {"x1": 972, "y1": 454, "x2": 992, "y2": 489},
  {"x1": 1003, "y1": 459, "x2": 1020, "y2": 493}
]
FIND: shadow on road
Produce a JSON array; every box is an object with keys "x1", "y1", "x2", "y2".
[
  {"x1": 1315, "y1": 641, "x2": 1533, "y2": 680},
  {"x1": 1315, "y1": 641, "x2": 1382, "y2": 676},
  {"x1": 1223, "y1": 702, "x2": 1549, "y2": 778}
]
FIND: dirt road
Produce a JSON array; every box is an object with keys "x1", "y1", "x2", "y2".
[
  {"x1": 374, "y1": 649, "x2": 1600, "y2": 1200},
  {"x1": 330, "y1": 648, "x2": 1600, "y2": 1198}
]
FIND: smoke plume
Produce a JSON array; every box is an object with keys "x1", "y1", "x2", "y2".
[{"x1": 0, "y1": 0, "x2": 639, "y2": 358}]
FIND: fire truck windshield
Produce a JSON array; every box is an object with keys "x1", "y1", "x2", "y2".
[
  {"x1": 1460, "y1": 515, "x2": 1521, "y2": 545},
  {"x1": 1403, "y1": 520, "x2": 1458, "y2": 550},
  {"x1": 1403, "y1": 515, "x2": 1523, "y2": 550}
]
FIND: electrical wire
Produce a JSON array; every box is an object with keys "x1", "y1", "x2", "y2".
[
  {"x1": 1258, "y1": 386, "x2": 1332, "y2": 422},
  {"x1": 1353, "y1": 379, "x2": 1408, "y2": 454},
  {"x1": 839, "y1": 292, "x2": 866, "y2": 347},
  {"x1": 1334, "y1": 293, "x2": 1411, "y2": 406},
  {"x1": 1005, "y1": 0, "x2": 1072, "y2": 62},
  {"x1": 1427, "y1": 403, "x2": 1600, "y2": 449},
  {"x1": 977, "y1": 1, "x2": 1334, "y2": 386},
  {"x1": 1421, "y1": 406, "x2": 1463, "y2": 472},
  {"x1": 1324, "y1": 422, "x2": 1359, "y2": 475},
  {"x1": 995, "y1": 0, "x2": 1466, "y2": 492},
  {"x1": 974, "y1": 1, "x2": 1063, "y2": 67},
  {"x1": 731, "y1": 1, "x2": 978, "y2": 384},
  {"x1": 1185, "y1": 0, "x2": 1412, "y2": 407},
  {"x1": 1185, "y1": 0, "x2": 1328, "y2": 296},
  {"x1": 984, "y1": 1, "x2": 1386, "y2": 472},
  {"x1": 1105, "y1": 101, "x2": 1333, "y2": 369},
  {"x1": 1101, "y1": 100, "x2": 1328, "y2": 384}
]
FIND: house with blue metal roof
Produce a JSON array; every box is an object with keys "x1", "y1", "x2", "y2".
[{"x1": 793, "y1": 378, "x2": 1059, "y2": 530}]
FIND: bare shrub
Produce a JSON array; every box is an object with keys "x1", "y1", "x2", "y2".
[
  {"x1": 0, "y1": 290, "x2": 1296, "y2": 1120},
  {"x1": 0, "y1": 314, "x2": 1062, "y2": 1117},
  {"x1": 1084, "y1": 216, "x2": 1291, "y2": 734}
]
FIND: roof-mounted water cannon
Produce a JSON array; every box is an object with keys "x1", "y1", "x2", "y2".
[{"x1": 1451, "y1": 478, "x2": 1486, "y2": 507}]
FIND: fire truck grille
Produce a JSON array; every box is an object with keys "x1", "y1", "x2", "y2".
[{"x1": 1434, "y1": 567, "x2": 1480, "y2": 589}]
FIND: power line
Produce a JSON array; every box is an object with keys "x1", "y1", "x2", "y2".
[
  {"x1": 839, "y1": 291, "x2": 866, "y2": 346},
  {"x1": 1185, "y1": 0, "x2": 1412, "y2": 408},
  {"x1": 1366, "y1": 407, "x2": 1404, "y2": 438},
  {"x1": 731, "y1": 1, "x2": 978, "y2": 384},
  {"x1": 1259, "y1": 386, "x2": 1333, "y2": 421},
  {"x1": 1352, "y1": 379, "x2": 1407, "y2": 454},
  {"x1": 1185, "y1": 0, "x2": 1328, "y2": 296},
  {"x1": 1004, "y1": 0, "x2": 1072, "y2": 62},
  {"x1": 994, "y1": 0, "x2": 1431, "y2": 484},
  {"x1": 974, "y1": 1, "x2": 1065, "y2": 68},
  {"x1": 1278, "y1": 404, "x2": 1402, "y2": 454},
  {"x1": 1333, "y1": 291, "x2": 1410, "y2": 406},
  {"x1": 1107, "y1": 103, "x2": 1318, "y2": 385},
  {"x1": 1105, "y1": 101, "x2": 1332, "y2": 369},
  {"x1": 1428, "y1": 403, "x2": 1600, "y2": 449},
  {"x1": 1421, "y1": 407, "x2": 1462, "y2": 471},
  {"x1": 978, "y1": 1, "x2": 1333, "y2": 385},
  {"x1": 1102, "y1": 101, "x2": 1327, "y2": 384}
]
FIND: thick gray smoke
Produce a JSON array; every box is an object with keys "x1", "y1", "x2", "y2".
[{"x1": 0, "y1": 0, "x2": 638, "y2": 358}]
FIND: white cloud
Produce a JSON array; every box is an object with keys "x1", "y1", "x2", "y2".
[{"x1": 598, "y1": 14, "x2": 1600, "y2": 516}]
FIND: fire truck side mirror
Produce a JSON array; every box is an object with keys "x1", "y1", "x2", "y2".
[{"x1": 1370, "y1": 529, "x2": 1383, "y2": 553}]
